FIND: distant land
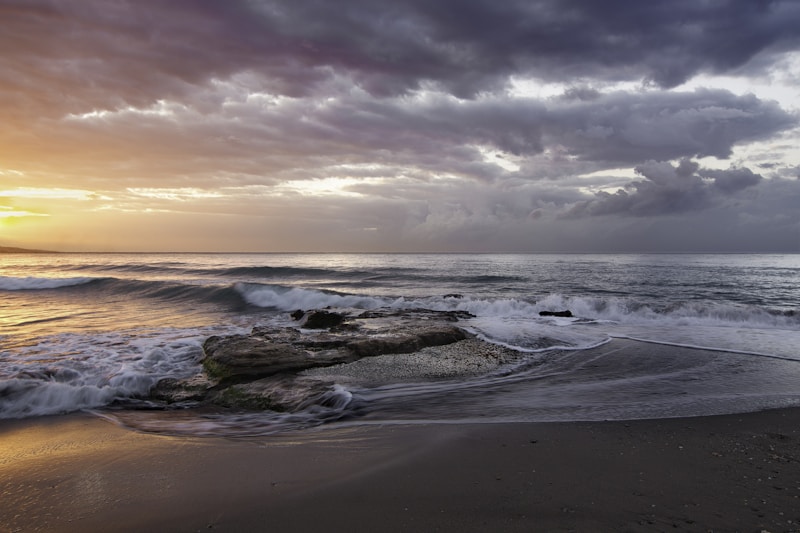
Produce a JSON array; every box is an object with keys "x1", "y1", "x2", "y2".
[{"x1": 0, "y1": 246, "x2": 57, "y2": 253}]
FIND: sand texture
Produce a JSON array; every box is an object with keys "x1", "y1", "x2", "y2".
[{"x1": 2, "y1": 408, "x2": 800, "y2": 532}]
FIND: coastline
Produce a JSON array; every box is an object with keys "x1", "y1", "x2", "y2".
[{"x1": 2, "y1": 408, "x2": 799, "y2": 532}]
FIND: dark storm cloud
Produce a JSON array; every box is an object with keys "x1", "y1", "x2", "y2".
[
  {"x1": 545, "y1": 89, "x2": 794, "y2": 163},
  {"x1": 169, "y1": 0, "x2": 800, "y2": 93},
  {"x1": 568, "y1": 159, "x2": 766, "y2": 217},
  {"x1": 1, "y1": 0, "x2": 795, "y2": 178},
  {"x1": 3, "y1": 0, "x2": 800, "y2": 118}
]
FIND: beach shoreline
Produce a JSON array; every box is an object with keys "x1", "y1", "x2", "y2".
[{"x1": 2, "y1": 408, "x2": 799, "y2": 532}]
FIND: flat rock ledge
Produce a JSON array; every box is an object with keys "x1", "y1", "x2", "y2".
[{"x1": 150, "y1": 308, "x2": 518, "y2": 412}]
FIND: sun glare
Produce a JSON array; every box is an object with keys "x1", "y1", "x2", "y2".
[
  {"x1": 275, "y1": 177, "x2": 367, "y2": 197},
  {"x1": 126, "y1": 188, "x2": 224, "y2": 201},
  {"x1": 0, "y1": 188, "x2": 97, "y2": 201},
  {"x1": 0, "y1": 208, "x2": 49, "y2": 219}
]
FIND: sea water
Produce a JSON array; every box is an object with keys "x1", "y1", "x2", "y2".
[{"x1": 1, "y1": 253, "x2": 798, "y2": 435}]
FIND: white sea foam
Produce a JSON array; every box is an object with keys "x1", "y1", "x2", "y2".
[
  {"x1": 0, "y1": 327, "x2": 235, "y2": 419},
  {"x1": 235, "y1": 282, "x2": 391, "y2": 310},
  {"x1": 4, "y1": 253, "x2": 798, "y2": 428},
  {"x1": 609, "y1": 334, "x2": 800, "y2": 362},
  {"x1": 234, "y1": 283, "x2": 797, "y2": 355},
  {"x1": 0, "y1": 379, "x2": 127, "y2": 418},
  {"x1": 233, "y1": 282, "x2": 796, "y2": 332},
  {"x1": 0, "y1": 276, "x2": 97, "y2": 291},
  {"x1": 98, "y1": 383, "x2": 355, "y2": 437},
  {"x1": 435, "y1": 293, "x2": 797, "y2": 328}
]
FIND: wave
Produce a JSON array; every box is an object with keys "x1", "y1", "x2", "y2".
[
  {"x1": 68, "y1": 263, "x2": 186, "y2": 274},
  {"x1": 609, "y1": 334, "x2": 800, "y2": 362},
  {"x1": 97, "y1": 384, "x2": 354, "y2": 437},
  {"x1": 2, "y1": 275, "x2": 252, "y2": 311},
  {"x1": 0, "y1": 276, "x2": 99, "y2": 291},
  {"x1": 438, "y1": 293, "x2": 799, "y2": 329},
  {"x1": 0, "y1": 331, "x2": 207, "y2": 419},
  {"x1": 66, "y1": 262, "x2": 380, "y2": 281},
  {"x1": 234, "y1": 282, "x2": 392, "y2": 311},
  {"x1": 5, "y1": 271, "x2": 795, "y2": 331},
  {"x1": 219, "y1": 265, "x2": 357, "y2": 279},
  {"x1": 98, "y1": 276, "x2": 800, "y2": 330}
]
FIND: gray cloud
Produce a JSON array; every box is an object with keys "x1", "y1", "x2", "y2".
[
  {"x1": 568, "y1": 159, "x2": 767, "y2": 218},
  {"x1": 1, "y1": 83, "x2": 792, "y2": 194},
  {"x1": 3, "y1": 0, "x2": 800, "y2": 119},
  {"x1": 2, "y1": 0, "x2": 799, "y2": 252},
  {"x1": 545, "y1": 90, "x2": 794, "y2": 163}
]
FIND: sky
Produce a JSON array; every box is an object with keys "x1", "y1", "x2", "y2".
[{"x1": 1, "y1": 0, "x2": 799, "y2": 252}]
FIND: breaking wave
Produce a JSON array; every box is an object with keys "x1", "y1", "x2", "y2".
[
  {"x1": 0, "y1": 276, "x2": 99, "y2": 291},
  {"x1": 0, "y1": 331, "x2": 208, "y2": 419}
]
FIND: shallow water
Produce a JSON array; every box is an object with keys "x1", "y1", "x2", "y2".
[{"x1": 1, "y1": 253, "x2": 799, "y2": 434}]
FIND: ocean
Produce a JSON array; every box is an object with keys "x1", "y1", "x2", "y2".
[{"x1": 1, "y1": 253, "x2": 799, "y2": 436}]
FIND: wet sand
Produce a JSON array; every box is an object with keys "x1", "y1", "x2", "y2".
[{"x1": 2, "y1": 408, "x2": 799, "y2": 532}]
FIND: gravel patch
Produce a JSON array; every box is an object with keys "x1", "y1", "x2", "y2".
[{"x1": 301, "y1": 338, "x2": 521, "y2": 385}]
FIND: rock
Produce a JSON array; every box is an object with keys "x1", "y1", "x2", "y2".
[
  {"x1": 202, "y1": 334, "x2": 352, "y2": 380},
  {"x1": 201, "y1": 313, "x2": 473, "y2": 382},
  {"x1": 290, "y1": 309, "x2": 305, "y2": 320},
  {"x1": 169, "y1": 307, "x2": 485, "y2": 414},
  {"x1": 346, "y1": 326, "x2": 468, "y2": 357},
  {"x1": 355, "y1": 308, "x2": 474, "y2": 321},
  {"x1": 539, "y1": 310, "x2": 573, "y2": 318},
  {"x1": 149, "y1": 374, "x2": 218, "y2": 403},
  {"x1": 299, "y1": 310, "x2": 346, "y2": 329},
  {"x1": 210, "y1": 375, "x2": 341, "y2": 412},
  {"x1": 303, "y1": 338, "x2": 520, "y2": 385}
]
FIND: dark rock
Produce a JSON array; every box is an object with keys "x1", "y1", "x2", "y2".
[
  {"x1": 210, "y1": 375, "x2": 340, "y2": 412},
  {"x1": 185, "y1": 308, "x2": 479, "y2": 413},
  {"x1": 441, "y1": 310, "x2": 475, "y2": 321},
  {"x1": 293, "y1": 337, "x2": 351, "y2": 350},
  {"x1": 201, "y1": 320, "x2": 472, "y2": 382},
  {"x1": 202, "y1": 334, "x2": 351, "y2": 380},
  {"x1": 250, "y1": 325, "x2": 293, "y2": 339},
  {"x1": 356, "y1": 308, "x2": 474, "y2": 321},
  {"x1": 149, "y1": 375, "x2": 217, "y2": 403},
  {"x1": 443, "y1": 293, "x2": 463, "y2": 299},
  {"x1": 539, "y1": 310, "x2": 573, "y2": 318},
  {"x1": 290, "y1": 309, "x2": 305, "y2": 320},
  {"x1": 299, "y1": 310, "x2": 347, "y2": 329}
]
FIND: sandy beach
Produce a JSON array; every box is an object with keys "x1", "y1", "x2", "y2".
[{"x1": 2, "y1": 408, "x2": 799, "y2": 532}]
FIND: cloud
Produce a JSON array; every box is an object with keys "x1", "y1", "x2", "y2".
[
  {"x1": 4, "y1": 0, "x2": 800, "y2": 121},
  {"x1": 545, "y1": 89, "x2": 794, "y2": 163},
  {"x1": 1, "y1": 82, "x2": 792, "y2": 195},
  {"x1": 702, "y1": 166, "x2": 763, "y2": 193},
  {"x1": 568, "y1": 159, "x2": 766, "y2": 217},
  {"x1": 1, "y1": 0, "x2": 799, "y2": 252}
]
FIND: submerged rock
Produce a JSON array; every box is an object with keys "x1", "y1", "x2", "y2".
[
  {"x1": 298, "y1": 309, "x2": 347, "y2": 329},
  {"x1": 539, "y1": 310, "x2": 573, "y2": 318},
  {"x1": 209, "y1": 375, "x2": 349, "y2": 412}
]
